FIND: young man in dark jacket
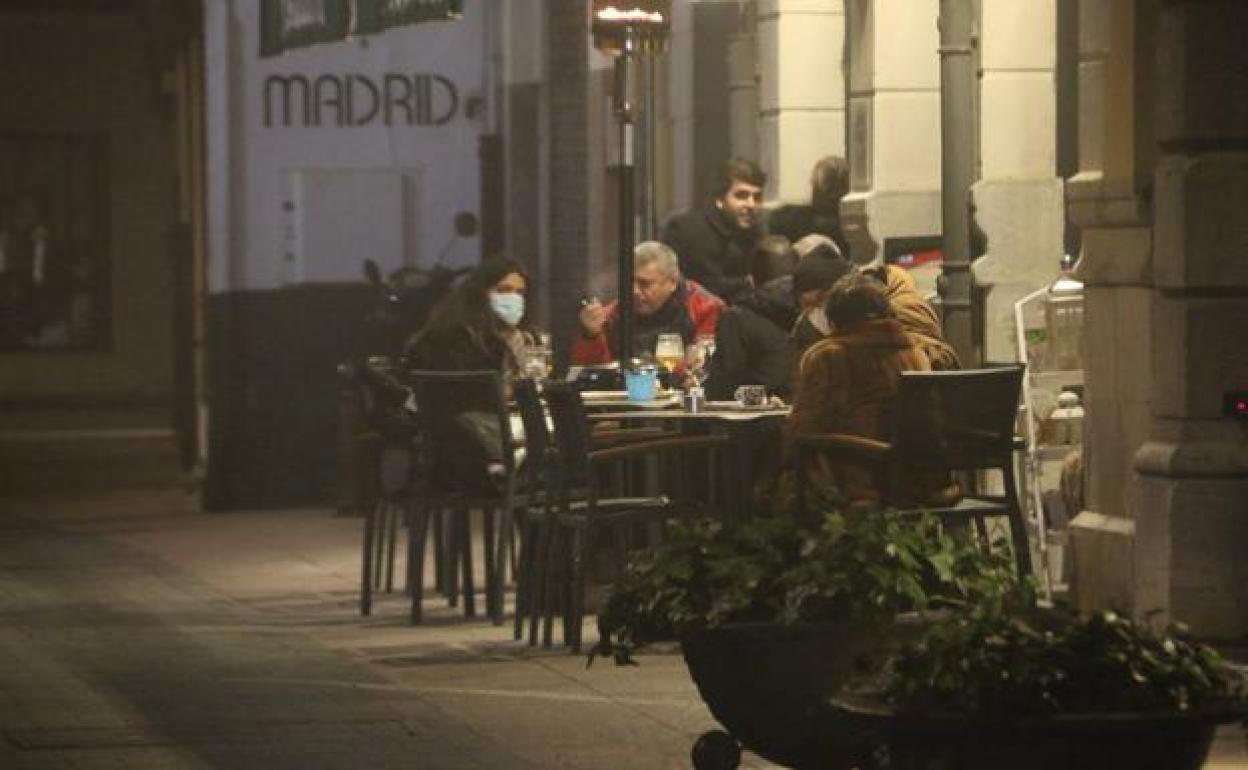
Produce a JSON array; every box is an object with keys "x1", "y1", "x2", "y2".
[{"x1": 660, "y1": 158, "x2": 766, "y2": 304}]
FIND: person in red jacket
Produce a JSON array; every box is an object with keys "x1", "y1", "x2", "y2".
[{"x1": 573, "y1": 240, "x2": 724, "y2": 365}]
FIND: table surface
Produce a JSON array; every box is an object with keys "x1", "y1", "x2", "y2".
[{"x1": 588, "y1": 404, "x2": 790, "y2": 422}]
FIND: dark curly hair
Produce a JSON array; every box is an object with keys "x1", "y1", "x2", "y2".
[{"x1": 824, "y1": 272, "x2": 893, "y2": 329}]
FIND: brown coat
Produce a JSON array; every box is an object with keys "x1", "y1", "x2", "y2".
[
  {"x1": 880, "y1": 265, "x2": 960, "y2": 371},
  {"x1": 784, "y1": 318, "x2": 956, "y2": 506}
]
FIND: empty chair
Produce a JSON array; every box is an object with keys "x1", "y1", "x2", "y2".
[
  {"x1": 343, "y1": 356, "x2": 421, "y2": 616},
  {"x1": 540, "y1": 381, "x2": 730, "y2": 652}
]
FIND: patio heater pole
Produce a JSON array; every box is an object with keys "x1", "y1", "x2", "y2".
[
  {"x1": 592, "y1": 2, "x2": 671, "y2": 371},
  {"x1": 937, "y1": 0, "x2": 978, "y2": 366},
  {"x1": 614, "y1": 31, "x2": 637, "y2": 369}
]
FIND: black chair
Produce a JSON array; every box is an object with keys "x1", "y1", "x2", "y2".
[
  {"x1": 794, "y1": 365, "x2": 1031, "y2": 578},
  {"x1": 512, "y1": 379, "x2": 692, "y2": 645},
  {"x1": 511, "y1": 378, "x2": 557, "y2": 644},
  {"x1": 342, "y1": 356, "x2": 426, "y2": 616},
  {"x1": 540, "y1": 381, "x2": 730, "y2": 652},
  {"x1": 404, "y1": 369, "x2": 523, "y2": 625}
]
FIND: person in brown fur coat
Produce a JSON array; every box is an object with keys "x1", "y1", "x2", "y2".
[
  {"x1": 784, "y1": 273, "x2": 960, "y2": 507},
  {"x1": 861, "y1": 263, "x2": 960, "y2": 371}
]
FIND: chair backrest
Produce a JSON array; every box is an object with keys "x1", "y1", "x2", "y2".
[
  {"x1": 337, "y1": 357, "x2": 418, "y2": 439},
  {"x1": 539, "y1": 381, "x2": 593, "y2": 488},
  {"x1": 512, "y1": 379, "x2": 549, "y2": 457},
  {"x1": 404, "y1": 368, "x2": 516, "y2": 489},
  {"x1": 892, "y1": 365, "x2": 1024, "y2": 473},
  {"x1": 512, "y1": 378, "x2": 551, "y2": 488}
]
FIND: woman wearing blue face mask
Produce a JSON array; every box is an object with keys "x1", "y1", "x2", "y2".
[
  {"x1": 404, "y1": 257, "x2": 543, "y2": 487},
  {"x1": 405, "y1": 256, "x2": 540, "y2": 384}
]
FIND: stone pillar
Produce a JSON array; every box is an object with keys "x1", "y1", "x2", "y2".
[
  {"x1": 543, "y1": 0, "x2": 604, "y2": 367},
  {"x1": 1131, "y1": 0, "x2": 1248, "y2": 638},
  {"x1": 841, "y1": 0, "x2": 942, "y2": 266},
  {"x1": 1065, "y1": 0, "x2": 1153, "y2": 616},
  {"x1": 501, "y1": 0, "x2": 546, "y2": 326},
  {"x1": 756, "y1": 0, "x2": 846, "y2": 203},
  {"x1": 665, "y1": 0, "x2": 741, "y2": 212},
  {"x1": 971, "y1": 0, "x2": 1066, "y2": 363}
]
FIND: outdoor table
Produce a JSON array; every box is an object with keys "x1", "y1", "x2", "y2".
[{"x1": 588, "y1": 401, "x2": 790, "y2": 522}]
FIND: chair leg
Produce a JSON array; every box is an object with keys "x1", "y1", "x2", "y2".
[
  {"x1": 540, "y1": 524, "x2": 563, "y2": 649},
  {"x1": 460, "y1": 508, "x2": 476, "y2": 618},
  {"x1": 513, "y1": 514, "x2": 535, "y2": 641},
  {"x1": 384, "y1": 501, "x2": 399, "y2": 593},
  {"x1": 371, "y1": 501, "x2": 388, "y2": 590},
  {"x1": 432, "y1": 506, "x2": 447, "y2": 594},
  {"x1": 482, "y1": 506, "x2": 498, "y2": 623},
  {"x1": 567, "y1": 526, "x2": 589, "y2": 653},
  {"x1": 526, "y1": 516, "x2": 550, "y2": 646},
  {"x1": 407, "y1": 503, "x2": 431, "y2": 624},
  {"x1": 1003, "y1": 469, "x2": 1033, "y2": 578},
  {"x1": 491, "y1": 506, "x2": 512, "y2": 627},
  {"x1": 444, "y1": 509, "x2": 461, "y2": 608},
  {"x1": 360, "y1": 498, "x2": 379, "y2": 616}
]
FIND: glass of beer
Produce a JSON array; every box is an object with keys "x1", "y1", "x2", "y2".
[{"x1": 654, "y1": 333, "x2": 685, "y2": 375}]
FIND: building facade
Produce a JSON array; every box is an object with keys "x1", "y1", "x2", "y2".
[
  {"x1": 202, "y1": 0, "x2": 492, "y2": 508},
  {"x1": 515, "y1": 0, "x2": 1247, "y2": 638}
]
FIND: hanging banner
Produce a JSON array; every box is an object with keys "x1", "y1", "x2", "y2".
[{"x1": 260, "y1": 0, "x2": 464, "y2": 58}]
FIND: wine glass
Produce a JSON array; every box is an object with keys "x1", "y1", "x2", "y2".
[
  {"x1": 654, "y1": 333, "x2": 685, "y2": 376},
  {"x1": 687, "y1": 334, "x2": 716, "y2": 388},
  {"x1": 521, "y1": 345, "x2": 549, "y2": 380}
]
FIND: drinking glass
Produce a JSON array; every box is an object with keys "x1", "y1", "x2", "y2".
[
  {"x1": 521, "y1": 345, "x2": 549, "y2": 379},
  {"x1": 686, "y1": 334, "x2": 716, "y2": 387},
  {"x1": 654, "y1": 333, "x2": 685, "y2": 375}
]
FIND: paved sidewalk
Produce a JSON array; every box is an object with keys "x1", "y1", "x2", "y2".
[
  {"x1": 0, "y1": 493, "x2": 776, "y2": 770},
  {"x1": 0, "y1": 492, "x2": 1244, "y2": 769}
]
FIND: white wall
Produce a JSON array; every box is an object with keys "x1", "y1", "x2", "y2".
[{"x1": 207, "y1": 0, "x2": 487, "y2": 292}]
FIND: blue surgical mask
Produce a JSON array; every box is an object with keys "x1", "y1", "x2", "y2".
[{"x1": 489, "y1": 292, "x2": 525, "y2": 326}]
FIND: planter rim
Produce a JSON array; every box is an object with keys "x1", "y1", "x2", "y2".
[
  {"x1": 830, "y1": 693, "x2": 1248, "y2": 729},
  {"x1": 680, "y1": 610, "x2": 945, "y2": 637}
]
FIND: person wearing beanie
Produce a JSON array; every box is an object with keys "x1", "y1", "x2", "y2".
[
  {"x1": 793, "y1": 231, "x2": 960, "y2": 371},
  {"x1": 704, "y1": 236, "x2": 801, "y2": 400}
]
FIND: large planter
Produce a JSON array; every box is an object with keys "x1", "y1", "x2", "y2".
[
  {"x1": 681, "y1": 619, "x2": 915, "y2": 770},
  {"x1": 829, "y1": 694, "x2": 1242, "y2": 770}
]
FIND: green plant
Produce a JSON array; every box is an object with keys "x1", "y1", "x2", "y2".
[
  {"x1": 590, "y1": 505, "x2": 1024, "y2": 665},
  {"x1": 883, "y1": 606, "x2": 1245, "y2": 717}
]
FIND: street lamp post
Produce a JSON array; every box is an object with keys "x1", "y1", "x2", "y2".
[
  {"x1": 591, "y1": 1, "x2": 670, "y2": 370},
  {"x1": 937, "y1": 0, "x2": 978, "y2": 366}
]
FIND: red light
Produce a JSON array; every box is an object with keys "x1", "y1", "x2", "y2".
[{"x1": 1239, "y1": 401, "x2": 1248, "y2": 414}]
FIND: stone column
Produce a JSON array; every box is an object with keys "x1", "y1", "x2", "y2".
[
  {"x1": 1064, "y1": 0, "x2": 1154, "y2": 616},
  {"x1": 971, "y1": 0, "x2": 1065, "y2": 363},
  {"x1": 755, "y1": 0, "x2": 846, "y2": 203},
  {"x1": 1131, "y1": 0, "x2": 1248, "y2": 638},
  {"x1": 665, "y1": 0, "x2": 741, "y2": 212},
  {"x1": 543, "y1": 0, "x2": 605, "y2": 367},
  {"x1": 841, "y1": 0, "x2": 942, "y2": 267},
  {"x1": 501, "y1": 0, "x2": 546, "y2": 326}
]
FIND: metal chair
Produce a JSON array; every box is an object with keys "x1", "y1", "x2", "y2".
[
  {"x1": 403, "y1": 369, "x2": 523, "y2": 625},
  {"x1": 794, "y1": 365, "x2": 1032, "y2": 578},
  {"x1": 540, "y1": 382, "x2": 730, "y2": 652},
  {"x1": 342, "y1": 356, "x2": 423, "y2": 616}
]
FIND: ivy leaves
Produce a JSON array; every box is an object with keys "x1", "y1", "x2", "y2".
[
  {"x1": 590, "y1": 507, "x2": 1020, "y2": 666},
  {"x1": 885, "y1": 608, "x2": 1244, "y2": 717}
]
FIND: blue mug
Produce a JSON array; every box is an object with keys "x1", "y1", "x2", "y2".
[{"x1": 625, "y1": 370, "x2": 658, "y2": 402}]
